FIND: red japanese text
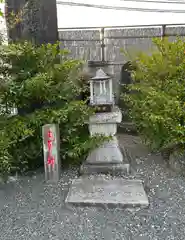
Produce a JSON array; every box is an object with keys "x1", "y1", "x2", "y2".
[{"x1": 47, "y1": 129, "x2": 55, "y2": 166}]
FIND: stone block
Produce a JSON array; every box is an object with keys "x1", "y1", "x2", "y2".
[
  {"x1": 169, "y1": 151, "x2": 185, "y2": 174},
  {"x1": 80, "y1": 163, "x2": 130, "y2": 176},
  {"x1": 89, "y1": 106, "x2": 122, "y2": 124},
  {"x1": 89, "y1": 122, "x2": 117, "y2": 136},
  {"x1": 65, "y1": 175, "x2": 149, "y2": 208},
  {"x1": 86, "y1": 137, "x2": 123, "y2": 164}
]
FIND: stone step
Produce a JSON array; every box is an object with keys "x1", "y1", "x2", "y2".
[
  {"x1": 65, "y1": 175, "x2": 149, "y2": 208},
  {"x1": 79, "y1": 163, "x2": 130, "y2": 176}
]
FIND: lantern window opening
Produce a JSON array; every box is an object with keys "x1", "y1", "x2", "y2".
[{"x1": 90, "y1": 68, "x2": 114, "y2": 105}]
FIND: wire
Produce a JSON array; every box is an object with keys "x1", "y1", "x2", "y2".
[
  {"x1": 121, "y1": 0, "x2": 185, "y2": 4},
  {"x1": 57, "y1": 1, "x2": 185, "y2": 13}
]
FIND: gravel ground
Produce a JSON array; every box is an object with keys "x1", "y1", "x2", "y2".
[{"x1": 0, "y1": 134, "x2": 185, "y2": 240}]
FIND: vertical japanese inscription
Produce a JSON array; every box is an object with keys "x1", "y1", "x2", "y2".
[
  {"x1": 42, "y1": 124, "x2": 61, "y2": 182},
  {"x1": 47, "y1": 129, "x2": 55, "y2": 166}
]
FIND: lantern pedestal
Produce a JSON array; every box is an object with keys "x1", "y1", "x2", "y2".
[{"x1": 80, "y1": 106, "x2": 130, "y2": 175}]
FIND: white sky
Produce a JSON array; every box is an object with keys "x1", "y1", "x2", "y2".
[
  {"x1": 0, "y1": 0, "x2": 185, "y2": 29},
  {"x1": 57, "y1": 0, "x2": 185, "y2": 28}
]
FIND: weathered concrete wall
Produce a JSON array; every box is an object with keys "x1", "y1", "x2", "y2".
[
  {"x1": 59, "y1": 25, "x2": 185, "y2": 61},
  {"x1": 104, "y1": 27, "x2": 161, "y2": 62},
  {"x1": 165, "y1": 26, "x2": 185, "y2": 42},
  {"x1": 59, "y1": 30, "x2": 101, "y2": 60},
  {"x1": 59, "y1": 25, "x2": 185, "y2": 97},
  {"x1": 104, "y1": 27, "x2": 162, "y2": 93}
]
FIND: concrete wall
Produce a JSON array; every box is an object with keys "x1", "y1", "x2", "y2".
[
  {"x1": 59, "y1": 24, "x2": 185, "y2": 61},
  {"x1": 59, "y1": 25, "x2": 185, "y2": 96},
  {"x1": 59, "y1": 30, "x2": 101, "y2": 61}
]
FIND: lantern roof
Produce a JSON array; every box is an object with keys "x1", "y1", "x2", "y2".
[{"x1": 91, "y1": 68, "x2": 111, "y2": 81}]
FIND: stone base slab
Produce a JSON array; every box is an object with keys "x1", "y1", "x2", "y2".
[
  {"x1": 80, "y1": 163, "x2": 130, "y2": 176},
  {"x1": 65, "y1": 175, "x2": 149, "y2": 208}
]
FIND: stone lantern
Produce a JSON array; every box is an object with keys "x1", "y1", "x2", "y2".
[
  {"x1": 80, "y1": 68, "x2": 127, "y2": 173},
  {"x1": 90, "y1": 68, "x2": 114, "y2": 112},
  {"x1": 65, "y1": 64, "x2": 149, "y2": 209}
]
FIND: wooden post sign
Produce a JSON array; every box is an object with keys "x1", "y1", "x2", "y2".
[{"x1": 42, "y1": 124, "x2": 61, "y2": 182}]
